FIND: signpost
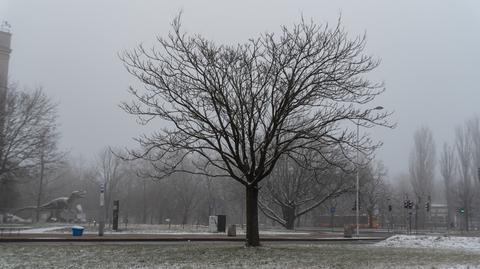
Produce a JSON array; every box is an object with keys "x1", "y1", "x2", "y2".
[{"x1": 330, "y1": 207, "x2": 336, "y2": 232}]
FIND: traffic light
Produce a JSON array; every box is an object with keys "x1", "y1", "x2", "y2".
[
  {"x1": 459, "y1": 208, "x2": 465, "y2": 214},
  {"x1": 403, "y1": 200, "x2": 408, "y2": 209},
  {"x1": 388, "y1": 205, "x2": 392, "y2": 212},
  {"x1": 425, "y1": 202, "x2": 430, "y2": 212},
  {"x1": 408, "y1": 200, "x2": 414, "y2": 209}
]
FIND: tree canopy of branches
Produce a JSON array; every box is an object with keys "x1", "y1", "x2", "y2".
[
  {"x1": 0, "y1": 86, "x2": 59, "y2": 211},
  {"x1": 121, "y1": 15, "x2": 391, "y2": 246}
]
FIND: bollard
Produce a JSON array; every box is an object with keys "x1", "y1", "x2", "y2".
[
  {"x1": 227, "y1": 225, "x2": 236, "y2": 237},
  {"x1": 343, "y1": 224, "x2": 352, "y2": 238}
]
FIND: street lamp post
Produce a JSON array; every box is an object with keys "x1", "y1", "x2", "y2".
[
  {"x1": 99, "y1": 182, "x2": 105, "y2": 236},
  {"x1": 356, "y1": 106, "x2": 383, "y2": 237}
]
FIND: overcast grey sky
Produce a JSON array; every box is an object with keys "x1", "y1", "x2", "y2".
[{"x1": 1, "y1": 0, "x2": 479, "y2": 177}]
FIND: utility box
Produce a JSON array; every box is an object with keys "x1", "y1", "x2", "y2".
[
  {"x1": 217, "y1": 215, "x2": 226, "y2": 232},
  {"x1": 72, "y1": 226, "x2": 84, "y2": 236},
  {"x1": 227, "y1": 224, "x2": 236, "y2": 236},
  {"x1": 343, "y1": 224, "x2": 353, "y2": 238},
  {"x1": 208, "y1": 215, "x2": 227, "y2": 232},
  {"x1": 208, "y1": 216, "x2": 218, "y2": 232}
]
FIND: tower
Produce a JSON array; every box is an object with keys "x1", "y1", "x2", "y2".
[
  {"x1": 0, "y1": 22, "x2": 12, "y2": 113},
  {"x1": 0, "y1": 23, "x2": 11, "y2": 168}
]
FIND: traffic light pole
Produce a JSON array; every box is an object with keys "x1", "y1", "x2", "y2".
[
  {"x1": 404, "y1": 198, "x2": 414, "y2": 235},
  {"x1": 409, "y1": 211, "x2": 412, "y2": 235}
]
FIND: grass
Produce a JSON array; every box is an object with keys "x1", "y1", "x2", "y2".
[{"x1": 1, "y1": 243, "x2": 480, "y2": 268}]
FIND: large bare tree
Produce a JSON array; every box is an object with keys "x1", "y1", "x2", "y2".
[{"x1": 121, "y1": 16, "x2": 391, "y2": 246}]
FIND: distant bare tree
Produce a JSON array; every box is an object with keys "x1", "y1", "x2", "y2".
[
  {"x1": 0, "y1": 86, "x2": 59, "y2": 211},
  {"x1": 96, "y1": 148, "x2": 124, "y2": 224},
  {"x1": 359, "y1": 161, "x2": 387, "y2": 228},
  {"x1": 455, "y1": 125, "x2": 475, "y2": 231},
  {"x1": 439, "y1": 143, "x2": 456, "y2": 227},
  {"x1": 466, "y1": 117, "x2": 480, "y2": 222},
  {"x1": 170, "y1": 174, "x2": 200, "y2": 226},
  {"x1": 408, "y1": 126, "x2": 435, "y2": 227},
  {"x1": 259, "y1": 153, "x2": 352, "y2": 230},
  {"x1": 467, "y1": 117, "x2": 480, "y2": 172},
  {"x1": 121, "y1": 15, "x2": 391, "y2": 246}
]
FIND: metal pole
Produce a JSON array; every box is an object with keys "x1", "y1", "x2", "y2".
[
  {"x1": 387, "y1": 198, "x2": 391, "y2": 233},
  {"x1": 356, "y1": 120, "x2": 360, "y2": 237},
  {"x1": 98, "y1": 183, "x2": 105, "y2": 236},
  {"x1": 409, "y1": 211, "x2": 412, "y2": 235}
]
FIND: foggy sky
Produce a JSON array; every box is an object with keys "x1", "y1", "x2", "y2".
[{"x1": 1, "y1": 0, "x2": 479, "y2": 178}]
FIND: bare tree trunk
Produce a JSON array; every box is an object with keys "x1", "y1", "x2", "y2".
[
  {"x1": 368, "y1": 211, "x2": 374, "y2": 228},
  {"x1": 246, "y1": 184, "x2": 260, "y2": 247},
  {"x1": 181, "y1": 208, "x2": 189, "y2": 225},
  {"x1": 282, "y1": 205, "x2": 296, "y2": 230}
]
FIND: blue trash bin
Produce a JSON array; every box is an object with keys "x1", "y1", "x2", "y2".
[{"x1": 72, "y1": 226, "x2": 84, "y2": 236}]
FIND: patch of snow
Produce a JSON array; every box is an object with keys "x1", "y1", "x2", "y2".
[
  {"x1": 245, "y1": 231, "x2": 310, "y2": 235},
  {"x1": 18, "y1": 226, "x2": 69, "y2": 234},
  {"x1": 376, "y1": 235, "x2": 480, "y2": 252}
]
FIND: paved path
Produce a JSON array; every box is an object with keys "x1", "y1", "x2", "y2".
[{"x1": 0, "y1": 232, "x2": 386, "y2": 243}]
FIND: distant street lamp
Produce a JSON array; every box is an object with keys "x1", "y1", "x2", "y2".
[{"x1": 356, "y1": 106, "x2": 384, "y2": 237}]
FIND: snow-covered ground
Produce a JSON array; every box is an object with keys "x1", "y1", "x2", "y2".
[
  {"x1": 2, "y1": 243, "x2": 480, "y2": 268},
  {"x1": 18, "y1": 226, "x2": 69, "y2": 234},
  {"x1": 376, "y1": 235, "x2": 480, "y2": 252}
]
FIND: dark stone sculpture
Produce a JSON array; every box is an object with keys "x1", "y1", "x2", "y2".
[{"x1": 16, "y1": 190, "x2": 86, "y2": 222}]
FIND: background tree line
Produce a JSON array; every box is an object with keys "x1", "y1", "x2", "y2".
[{"x1": 383, "y1": 117, "x2": 480, "y2": 232}]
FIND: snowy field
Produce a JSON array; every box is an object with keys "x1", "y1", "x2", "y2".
[
  {"x1": 377, "y1": 234, "x2": 480, "y2": 252},
  {"x1": 1, "y1": 243, "x2": 480, "y2": 268}
]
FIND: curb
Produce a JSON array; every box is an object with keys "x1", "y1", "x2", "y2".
[{"x1": 0, "y1": 236, "x2": 386, "y2": 243}]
